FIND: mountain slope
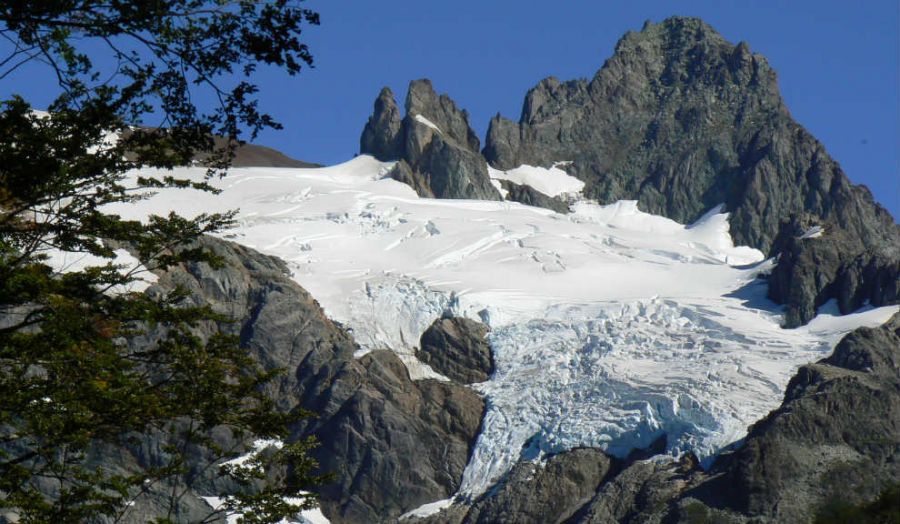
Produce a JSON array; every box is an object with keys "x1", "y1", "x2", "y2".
[
  {"x1": 74, "y1": 236, "x2": 483, "y2": 523},
  {"x1": 483, "y1": 17, "x2": 899, "y2": 327},
  {"x1": 105, "y1": 156, "x2": 896, "y2": 522},
  {"x1": 28, "y1": 15, "x2": 896, "y2": 524},
  {"x1": 361, "y1": 16, "x2": 899, "y2": 327}
]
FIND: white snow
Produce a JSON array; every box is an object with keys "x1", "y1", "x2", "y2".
[
  {"x1": 413, "y1": 114, "x2": 443, "y2": 134},
  {"x1": 105, "y1": 155, "x2": 898, "y2": 498},
  {"x1": 488, "y1": 161, "x2": 585, "y2": 198},
  {"x1": 42, "y1": 247, "x2": 158, "y2": 294},
  {"x1": 490, "y1": 178, "x2": 509, "y2": 199},
  {"x1": 399, "y1": 498, "x2": 454, "y2": 520},
  {"x1": 799, "y1": 225, "x2": 825, "y2": 239},
  {"x1": 220, "y1": 438, "x2": 284, "y2": 467},
  {"x1": 201, "y1": 495, "x2": 329, "y2": 524}
]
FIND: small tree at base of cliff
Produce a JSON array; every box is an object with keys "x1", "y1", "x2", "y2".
[{"x1": 0, "y1": 2, "x2": 322, "y2": 522}]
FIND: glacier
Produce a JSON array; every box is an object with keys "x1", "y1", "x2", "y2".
[{"x1": 104, "y1": 155, "x2": 898, "y2": 498}]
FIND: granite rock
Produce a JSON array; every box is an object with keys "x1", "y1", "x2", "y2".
[
  {"x1": 360, "y1": 80, "x2": 501, "y2": 201},
  {"x1": 416, "y1": 317, "x2": 494, "y2": 384},
  {"x1": 498, "y1": 179, "x2": 570, "y2": 213},
  {"x1": 360, "y1": 87, "x2": 403, "y2": 162}
]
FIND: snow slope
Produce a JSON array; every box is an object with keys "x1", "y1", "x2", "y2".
[
  {"x1": 107, "y1": 156, "x2": 898, "y2": 498},
  {"x1": 488, "y1": 162, "x2": 585, "y2": 198}
]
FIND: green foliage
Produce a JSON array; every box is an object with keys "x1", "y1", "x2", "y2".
[
  {"x1": 0, "y1": 1, "x2": 322, "y2": 522},
  {"x1": 815, "y1": 485, "x2": 900, "y2": 524}
]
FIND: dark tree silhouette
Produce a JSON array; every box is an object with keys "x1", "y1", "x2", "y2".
[{"x1": 0, "y1": 2, "x2": 323, "y2": 521}]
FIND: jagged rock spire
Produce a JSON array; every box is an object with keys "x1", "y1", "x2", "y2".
[
  {"x1": 360, "y1": 87, "x2": 402, "y2": 161},
  {"x1": 405, "y1": 79, "x2": 481, "y2": 152},
  {"x1": 359, "y1": 80, "x2": 501, "y2": 201}
]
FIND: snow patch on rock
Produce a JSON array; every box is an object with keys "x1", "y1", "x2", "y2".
[
  {"x1": 413, "y1": 114, "x2": 443, "y2": 134},
  {"x1": 488, "y1": 162, "x2": 585, "y2": 198}
]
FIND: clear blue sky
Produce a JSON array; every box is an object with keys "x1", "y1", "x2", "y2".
[{"x1": 3, "y1": 1, "x2": 898, "y2": 218}]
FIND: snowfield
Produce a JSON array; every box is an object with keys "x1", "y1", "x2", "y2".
[{"x1": 105, "y1": 156, "x2": 898, "y2": 499}]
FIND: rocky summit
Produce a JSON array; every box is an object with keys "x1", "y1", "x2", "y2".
[
  {"x1": 361, "y1": 16, "x2": 899, "y2": 328},
  {"x1": 361, "y1": 80, "x2": 501, "y2": 201}
]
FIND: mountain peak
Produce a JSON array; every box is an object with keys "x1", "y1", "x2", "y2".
[
  {"x1": 359, "y1": 80, "x2": 500, "y2": 201},
  {"x1": 405, "y1": 78, "x2": 481, "y2": 152},
  {"x1": 484, "y1": 16, "x2": 898, "y2": 326},
  {"x1": 360, "y1": 86, "x2": 402, "y2": 161}
]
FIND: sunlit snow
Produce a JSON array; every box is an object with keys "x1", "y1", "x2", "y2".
[
  {"x1": 799, "y1": 225, "x2": 825, "y2": 239},
  {"x1": 203, "y1": 439, "x2": 330, "y2": 523},
  {"x1": 488, "y1": 162, "x2": 585, "y2": 198},
  {"x1": 43, "y1": 248, "x2": 158, "y2": 294},
  {"x1": 399, "y1": 498, "x2": 454, "y2": 520},
  {"x1": 413, "y1": 114, "x2": 443, "y2": 134},
  {"x1": 107, "y1": 155, "x2": 898, "y2": 497}
]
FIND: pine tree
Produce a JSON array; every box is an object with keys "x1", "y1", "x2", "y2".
[{"x1": 0, "y1": 2, "x2": 322, "y2": 521}]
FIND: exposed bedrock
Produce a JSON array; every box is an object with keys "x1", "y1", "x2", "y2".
[
  {"x1": 360, "y1": 79, "x2": 501, "y2": 201},
  {"x1": 297, "y1": 349, "x2": 485, "y2": 523},
  {"x1": 482, "y1": 16, "x2": 900, "y2": 326},
  {"x1": 56, "y1": 237, "x2": 486, "y2": 523},
  {"x1": 416, "y1": 317, "x2": 494, "y2": 384},
  {"x1": 360, "y1": 87, "x2": 404, "y2": 162},
  {"x1": 170, "y1": 239, "x2": 487, "y2": 524},
  {"x1": 767, "y1": 214, "x2": 900, "y2": 327},
  {"x1": 498, "y1": 179, "x2": 570, "y2": 213}
]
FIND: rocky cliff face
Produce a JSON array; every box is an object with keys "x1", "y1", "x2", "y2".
[
  {"x1": 483, "y1": 17, "x2": 899, "y2": 326},
  {"x1": 360, "y1": 80, "x2": 501, "y2": 201},
  {"x1": 295, "y1": 347, "x2": 484, "y2": 523},
  {"x1": 74, "y1": 237, "x2": 485, "y2": 524},
  {"x1": 416, "y1": 317, "x2": 494, "y2": 384},
  {"x1": 361, "y1": 16, "x2": 899, "y2": 327}
]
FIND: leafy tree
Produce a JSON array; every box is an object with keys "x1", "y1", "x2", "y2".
[{"x1": 0, "y1": 1, "x2": 322, "y2": 522}]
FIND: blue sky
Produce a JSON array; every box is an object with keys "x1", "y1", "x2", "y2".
[{"x1": 3, "y1": 1, "x2": 898, "y2": 217}]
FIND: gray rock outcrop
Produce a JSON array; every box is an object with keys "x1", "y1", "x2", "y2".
[
  {"x1": 296, "y1": 348, "x2": 485, "y2": 523},
  {"x1": 483, "y1": 16, "x2": 899, "y2": 326},
  {"x1": 44, "y1": 237, "x2": 486, "y2": 524},
  {"x1": 360, "y1": 80, "x2": 501, "y2": 201},
  {"x1": 464, "y1": 449, "x2": 613, "y2": 524},
  {"x1": 360, "y1": 87, "x2": 403, "y2": 161},
  {"x1": 163, "y1": 239, "x2": 486, "y2": 524},
  {"x1": 680, "y1": 311, "x2": 900, "y2": 522},
  {"x1": 386, "y1": 159, "x2": 435, "y2": 198},
  {"x1": 498, "y1": 179, "x2": 570, "y2": 213},
  {"x1": 416, "y1": 317, "x2": 494, "y2": 384},
  {"x1": 767, "y1": 215, "x2": 900, "y2": 326}
]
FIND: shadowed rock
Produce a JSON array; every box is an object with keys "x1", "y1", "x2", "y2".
[
  {"x1": 498, "y1": 179, "x2": 570, "y2": 213},
  {"x1": 37, "y1": 237, "x2": 486, "y2": 524},
  {"x1": 360, "y1": 81, "x2": 501, "y2": 201},
  {"x1": 298, "y1": 349, "x2": 485, "y2": 523},
  {"x1": 360, "y1": 87, "x2": 403, "y2": 161},
  {"x1": 386, "y1": 159, "x2": 435, "y2": 198},
  {"x1": 165, "y1": 239, "x2": 487, "y2": 524},
  {"x1": 417, "y1": 317, "x2": 494, "y2": 384}
]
